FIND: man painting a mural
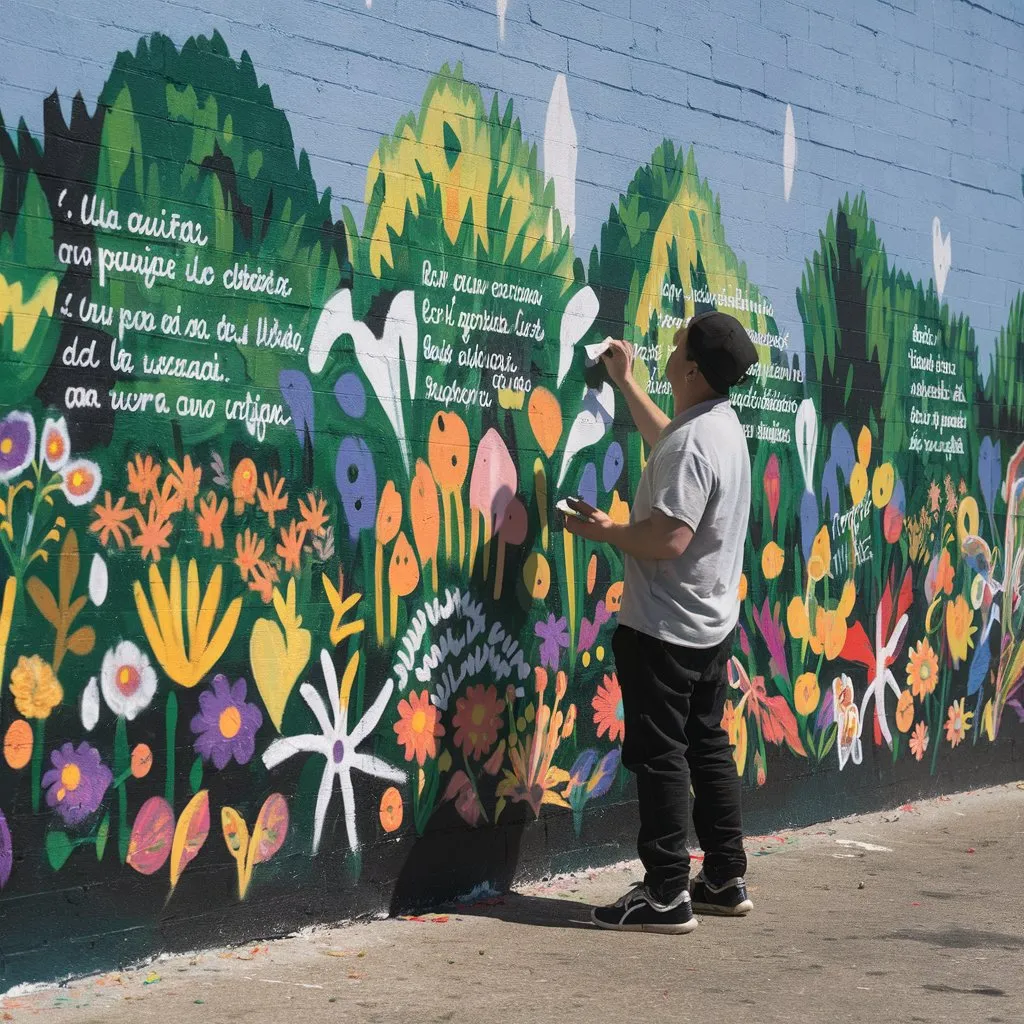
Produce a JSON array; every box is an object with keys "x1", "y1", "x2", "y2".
[{"x1": 565, "y1": 311, "x2": 758, "y2": 933}]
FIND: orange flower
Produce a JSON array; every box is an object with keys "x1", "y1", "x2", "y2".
[
  {"x1": 248, "y1": 560, "x2": 279, "y2": 604},
  {"x1": 276, "y1": 519, "x2": 307, "y2": 574},
  {"x1": 149, "y1": 476, "x2": 183, "y2": 522},
  {"x1": 132, "y1": 504, "x2": 172, "y2": 562},
  {"x1": 394, "y1": 689, "x2": 444, "y2": 766},
  {"x1": 452, "y1": 684, "x2": 503, "y2": 760},
  {"x1": 130, "y1": 743, "x2": 153, "y2": 778},
  {"x1": 909, "y1": 721, "x2": 929, "y2": 761},
  {"x1": 234, "y1": 528, "x2": 265, "y2": 581},
  {"x1": 945, "y1": 596, "x2": 975, "y2": 666},
  {"x1": 794, "y1": 673, "x2": 821, "y2": 716},
  {"x1": 388, "y1": 531, "x2": 420, "y2": 597},
  {"x1": 527, "y1": 387, "x2": 562, "y2": 458},
  {"x1": 379, "y1": 787, "x2": 403, "y2": 833},
  {"x1": 4, "y1": 718, "x2": 33, "y2": 769},
  {"x1": 906, "y1": 639, "x2": 939, "y2": 699},
  {"x1": 196, "y1": 491, "x2": 227, "y2": 549},
  {"x1": 257, "y1": 472, "x2": 288, "y2": 528},
  {"x1": 91, "y1": 491, "x2": 134, "y2": 549},
  {"x1": 232, "y1": 458, "x2": 258, "y2": 515},
  {"x1": 935, "y1": 549, "x2": 955, "y2": 596},
  {"x1": 127, "y1": 454, "x2": 161, "y2": 502},
  {"x1": 895, "y1": 689, "x2": 914, "y2": 733},
  {"x1": 167, "y1": 455, "x2": 202, "y2": 511},
  {"x1": 605, "y1": 581, "x2": 623, "y2": 613},
  {"x1": 944, "y1": 697, "x2": 973, "y2": 748},
  {"x1": 298, "y1": 491, "x2": 329, "y2": 537},
  {"x1": 592, "y1": 672, "x2": 625, "y2": 743},
  {"x1": 376, "y1": 481, "x2": 402, "y2": 545}
]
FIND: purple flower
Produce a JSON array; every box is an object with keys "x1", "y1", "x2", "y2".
[
  {"x1": 602, "y1": 442, "x2": 623, "y2": 492},
  {"x1": 578, "y1": 600, "x2": 611, "y2": 653},
  {"x1": 752, "y1": 599, "x2": 789, "y2": 683},
  {"x1": 816, "y1": 684, "x2": 835, "y2": 732},
  {"x1": 587, "y1": 748, "x2": 621, "y2": 799},
  {"x1": 979, "y1": 437, "x2": 1001, "y2": 537},
  {"x1": 0, "y1": 808, "x2": 11, "y2": 889},
  {"x1": 191, "y1": 675, "x2": 263, "y2": 770},
  {"x1": 821, "y1": 424, "x2": 855, "y2": 520},
  {"x1": 799, "y1": 490, "x2": 818, "y2": 562},
  {"x1": 335, "y1": 436, "x2": 377, "y2": 542},
  {"x1": 279, "y1": 370, "x2": 315, "y2": 449},
  {"x1": 535, "y1": 614, "x2": 569, "y2": 670},
  {"x1": 569, "y1": 749, "x2": 599, "y2": 789},
  {"x1": 578, "y1": 463, "x2": 598, "y2": 509},
  {"x1": 41, "y1": 742, "x2": 112, "y2": 826},
  {"x1": 335, "y1": 372, "x2": 367, "y2": 418},
  {"x1": 0, "y1": 411, "x2": 35, "y2": 482}
]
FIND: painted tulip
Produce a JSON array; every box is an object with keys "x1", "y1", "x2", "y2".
[
  {"x1": 602, "y1": 442, "x2": 624, "y2": 492},
  {"x1": 335, "y1": 437, "x2": 377, "y2": 542},
  {"x1": 763, "y1": 453, "x2": 781, "y2": 528},
  {"x1": 871, "y1": 463, "x2": 895, "y2": 508},
  {"x1": 528, "y1": 387, "x2": 562, "y2": 459}
]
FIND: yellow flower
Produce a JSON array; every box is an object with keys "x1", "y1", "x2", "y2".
[
  {"x1": 906, "y1": 638, "x2": 939, "y2": 699},
  {"x1": 981, "y1": 699, "x2": 995, "y2": 741},
  {"x1": 794, "y1": 673, "x2": 820, "y2": 716},
  {"x1": 738, "y1": 573, "x2": 748, "y2": 602},
  {"x1": 872, "y1": 463, "x2": 895, "y2": 508},
  {"x1": 722, "y1": 699, "x2": 748, "y2": 776},
  {"x1": 849, "y1": 463, "x2": 868, "y2": 506},
  {"x1": 10, "y1": 655, "x2": 63, "y2": 719},
  {"x1": 895, "y1": 689, "x2": 914, "y2": 733},
  {"x1": 838, "y1": 579, "x2": 856, "y2": 618},
  {"x1": 787, "y1": 596, "x2": 810, "y2": 641},
  {"x1": 608, "y1": 491, "x2": 630, "y2": 525},
  {"x1": 944, "y1": 595, "x2": 975, "y2": 666},
  {"x1": 811, "y1": 607, "x2": 850, "y2": 661},
  {"x1": 523, "y1": 552, "x2": 550, "y2": 600},
  {"x1": 761, "y1": 542, "x2": 785, "y2": 581},
  {"x1": 133, "y1": 558, "x2": 243, "y2": 688},
  {"x1": 856, "y1": 426, "x2": 871, "y2": 466},
  {"x1": 957, "y1": 496, "x2": 979, "y2": 546},
  {"x1": 808, "y1": 526, "x2": 831, "y2": 582},
  {"x1": 322, "y1": 572, "x2": 365, "y2": 647}
]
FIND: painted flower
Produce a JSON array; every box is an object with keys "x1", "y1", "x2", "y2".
[
  {"x1": 100, "y1": 641, "x2": 157, "y2": 720},
  {"x1": 535, "y1": 614, "x2": 570, "y2": 671},
  {"x1": 909, "y1": 721, "x2": 929, "y2": 761},
  {"x1": 298, "y1": 491, "x2": 330, "y2": 538},
  {"x1": 42, "y1": 741, "x2": 112, "y2": 825},
  {"x1": 379, "y1": 787, "x2": 403, "y2": 833},
  {"x1": 592, "y1": 672, "x2": 625, "y2": 743},
  {"x1": 895, "y1": 689, "x2": 914, "y2": 733},
  {"x1": 452, "y1": 684, "x2": 503, "y2": 760},
  {"x1": 925, "y1": 549, "x2": 955, "y2": 602},
  {"x1": 394, "y1": 689, "x2": 444, "y2": 766},
  {"x1": 927, "y1": 480, "x2": 940, "y2": 514},
  {"x1": 232, "y1": 458, "x2": 258, "y2": 514},
  {"x1": 197, "y1": 491, "x2": 228, "y2": 549},
  {"x1": 0, "y1": 411, "x2": 35, "y2": 481},
  {"x1": 761, "y1": 541, "x2": 785, "y2": 580},
  {"x1": 906, "y1": 639, "x2": 939, "y2": 699},
  {"x1": 807, "y1": 526, "x2": 831, "y2": 583},
  {"x1": 263, "y1": 650, "x2": 405, "y2": 853},
  {"x1": 794, "y1": 673, "x2": 821, "y2": 716},
  {"x1": 335, "y1": 437, "x2": 377, "y2": 542},
  {"x1": 131, "y1": 743, "x2": 153, "y2": 778},
  {"x1": 59, "y1": 458, "x2": 102, "y2": 507},
  {"x1": 738, "y1": 573, "x2": 748, "y2": 602},
  {"x1": 257, "y1": 471, "x2": 288, "y2": 528},
  {"x1": 849, "y1": 463, "x2": 868, "y2": 506},
  {"x1": 81, "y1": 677, "x2": 100, "y2": 731},
  {"x1": 277, "y1": 519, "x2": 307, "y2": 573},
  {"x1": 833, "y1": 675, "x2": 862, "y2": 770},
  {"x1": 10, "y1": 655, "x2": 63, "y2": 719},
  {"x1": 40, "y1": 416, "x2": 70, "y2": 471},
  {"x1": 884, "y1": 479, "x2": 906, "y2": 544},
  {"x1": 944, "y1": 697, "x2": 973, "y2": 748},
  {"x1": 945, "y1": 596, "x2": 976, "y2": 667},
  {"x1": 763, "y1": 454, "x2": 781, "y2": 528},
  {"x1": 191, "y1": 675, "x2": 264, "y2": 770},
  {"x1": 871, "y1": 463, "x2": 895, "y2": 508},
  {"x1": 721, "y1": 699, "x2": 748, "y2": 776},
  {"x1": 127, "y1": 454, "x2": 161, "y2": 502},
  {"x1": 167, "y1": 455, "x2": 202, "y2": 511},
  {"x1": 91, "y1": 492, "x2": 134, "y2": 549},
  {"x1": 235, "y1": 529, "x2": 266, "y2": 581}
]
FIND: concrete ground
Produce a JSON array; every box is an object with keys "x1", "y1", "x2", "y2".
[{"x1": 3, "y1": 783, "x2": 1023, "y2": 1024}]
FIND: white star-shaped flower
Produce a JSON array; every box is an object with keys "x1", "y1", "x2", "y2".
[{"x1": 263, "y1": 649, "x2": 405, "y2": 854}]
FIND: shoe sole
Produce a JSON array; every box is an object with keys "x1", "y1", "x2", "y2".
[
  {"x1": 690, "y1": 899, "x2": 754, "y2": 917},
  {"x1": 591, "y1": 913, "x2": 698, "y2": 934}
]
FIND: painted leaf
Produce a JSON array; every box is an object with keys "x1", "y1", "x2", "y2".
[
  {"x1": 59, "y1": 529, "x2": 80, "y2": 610},
  {"x1": 26, "y1": 576, "x2": 59, "y2": 627},
  {"x1": 189, "y1": 755, "x2": 203, "y2": 795},
  {"x1": 89, "y1": 553, "x2": 109, "y2": 606},
  {"x1": 126, "y1": 796, "x2": 175, "y2": 876},
  {"x1": 221, "y1": 806, "x2": 250, "y2": 864},
  {"x1": 96, "y1": 813, "x2": 110, "y2": 861},
  {"x1": 45, "y1": 830, "x2": 73, "y2": 871},
  {"x1": 170, "y1": 790, "x2": 210, "y2": 888},
  {"x1": 252, "y1": 793, "x2": 289, "y2": 865},
  {"x1": 67, "y1": 626, "x2": 96, "y2": 656},
  {"x1": 444, "y1": 771, "x2": 484, "y2": 827}
]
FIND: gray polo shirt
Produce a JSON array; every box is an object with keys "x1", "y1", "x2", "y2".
[{"x1": 618, "y1": 397, "x2": 750, "y2": 649}]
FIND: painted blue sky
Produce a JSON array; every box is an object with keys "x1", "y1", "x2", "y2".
[{"x1": 2, "y1": 0, "x2": 1022, "y2": 366}]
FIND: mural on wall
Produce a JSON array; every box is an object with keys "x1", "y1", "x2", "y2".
[{"x1": 0, "y1": 27, "x2": 1022, "y2": 982}]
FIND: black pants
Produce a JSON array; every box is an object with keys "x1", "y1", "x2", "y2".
[{"x1": 613, "y1": 624, "x2": 747, "y2": 903}]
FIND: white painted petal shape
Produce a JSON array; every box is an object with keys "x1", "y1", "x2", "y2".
[
  {"x1": 932, "y1": 216, "x2": 951, "y2": 299},
  {"x1": 309, "y1": 289, "x2": 356, "y2": 374},
  {"x1": 81, "y1": 677, "x2": 100, "y2": 731},
  {"x1": 497, "y1": 0, "x2": 508, "y2": 39},
  {"x1": 783, "y1": 104, "x2": 797, "y2": 202},
  {"x1": 88, "y1": 553, "x2": 108, "y2": 606},
  {"x1": 544, "y1": 73, "x2": 578, "y2": 237},
  {"x1": 795, "y1": 399, "x2": 818, "y2": 493},
  {"x1": 557, "y1": 286, "x2": 599, "y2": 387},
  {"x1": 556, "y1": 385, "x2": 615, "y2": 489}
]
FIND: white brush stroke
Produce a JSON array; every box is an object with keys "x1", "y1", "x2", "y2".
[
  {"x1": 556, "y1": 383, "x2": 615, "y2": 488},
  {"x1": 783, "y1": 104, "x2": 797, "y2": 202},
  {"x1": 932, "y1": 216, "x2": 951, "y2": 299},
  {"x1": 544, "y1": 73, "x2": 578, "y2": 237},
  {"x1": 88, "y1": 553, "x2": 108, "y2": 606},
  {"x1": 558, "y1": 286, "x2": 599, "y2": 387}
]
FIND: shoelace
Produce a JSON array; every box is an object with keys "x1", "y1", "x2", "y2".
[{"x1": 613, "y1": 883, "x2": 648, "y2": 908}]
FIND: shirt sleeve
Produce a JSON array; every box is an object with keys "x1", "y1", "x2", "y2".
[{"x1": 649, "y1": 443, "x2": 716, "y2": 532}]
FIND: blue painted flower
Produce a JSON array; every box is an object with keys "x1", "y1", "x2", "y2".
[
  {"x1": 335, "y1": 437, "x2": 377, "y2": 542},
  {"x1": 978, "y1": 437, "x2": 1001, "y2": 534},
  {"x1": 821, "y1": 423, "x2": 855, "y2": 520},
  {"x1": 335, "y1": 372, "x2": 367, "y2": 418},
  {"x1": 602, "y1": 442, "x2": 623, "y2": 492},
  {"x1": 799, "y1": 490, "x2": 819, "y2": 562},
  {"x1": 579, "y1": 462, "x2": 598, "y2": 509},
  {"x1": 586, "y1": 748, "x2": 621, "y2": 799},
  {"x1": 568, "y1": 749, "x2": 599, "y2": 791}
]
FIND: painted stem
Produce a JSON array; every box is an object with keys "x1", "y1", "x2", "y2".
[
  {"x1": 563, "y1": 528, "x2": 576, "y2": 655},
  {"x1": 468, "y1": 509, "x2": 480, "y2": 577},
  {"x1": 454, "y1": 491, "x2": 466, "y2": 568},
  {"x1": 534, "y1": 460, "x2": 548, "y2": 550},
  {"x1": 374, "y1": 541, "x2": 385, "y2": 645},
  {"x1": 0, "y1": 575, "x2": 18, "y2": 701},
  {"x1": 493, "y1": 538, "x2": 507, "y2": 601},
  {"x1": 165, "y1": 690, "x2": 178, "y2": 807},
  {"x1": 31, "y1": 718, "x2": 44, "y2": 813},
  {"x1": 115, "y1": 716, "x2": 130, "y2": 862}
]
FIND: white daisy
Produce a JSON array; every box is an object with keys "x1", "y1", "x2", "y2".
[
  {"x1": 263, "y1": 649, "x2": 405, "y2": 854},
  {"x1": 100, "y1": 641, "x2": 157, "y2": 720},
  {"x1": 40, "y1": 416, "x2": 71, "y2": 471}
]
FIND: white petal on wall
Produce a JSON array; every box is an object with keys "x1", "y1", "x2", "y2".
[
  {"x1": 932, "y1": 216, "x2": 951, "y2": 300},
  {"x1": 309, "y1": 288, "x2": 357, "y2": 374},
  {"x1": 353, "y1": 292, "x2": 411, "y2": 475},
  {"x1": 544, "y1": 73, "x2": 578, "y2": 238},
  {"x1": 388, "y1": 290, "x2": 418, "y2": 401},
  {"x1": 88, "y1": 553, "x2": 108, "y2": 606},
  {"x1": 795, "y1": 398, "x2": 818, "y2": 493},
  {"x1": 557, "y1": 285, "x2": 599, "y2": 387},
  {"x1": 497, "y1": 0, "x2": 508, "y2": 40},
  {"x1": 783, "y1": 104, "x2": 797, "y2": 202},
  {"x1": 556, "y1": 384, "x2": 615, "y2": 489},
  {"x1": 81, "y1": 677, "x2": 100, "y2": 732}
]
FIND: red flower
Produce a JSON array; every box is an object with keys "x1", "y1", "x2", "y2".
[{"x1": 592, "y1": 673, "x2": 625, "y2": 744}]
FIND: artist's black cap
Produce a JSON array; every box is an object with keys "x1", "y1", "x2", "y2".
[{"x1": 686, "y1": 311, "x2": 758, "y2": 394}]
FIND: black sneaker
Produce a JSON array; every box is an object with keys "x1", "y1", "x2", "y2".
[
  {"x1": 591, "y1": 884, "x2": 698, "y2": 934},
  {"x1": 689, "y1": 872, "x2": 753, "y2": 916}
]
